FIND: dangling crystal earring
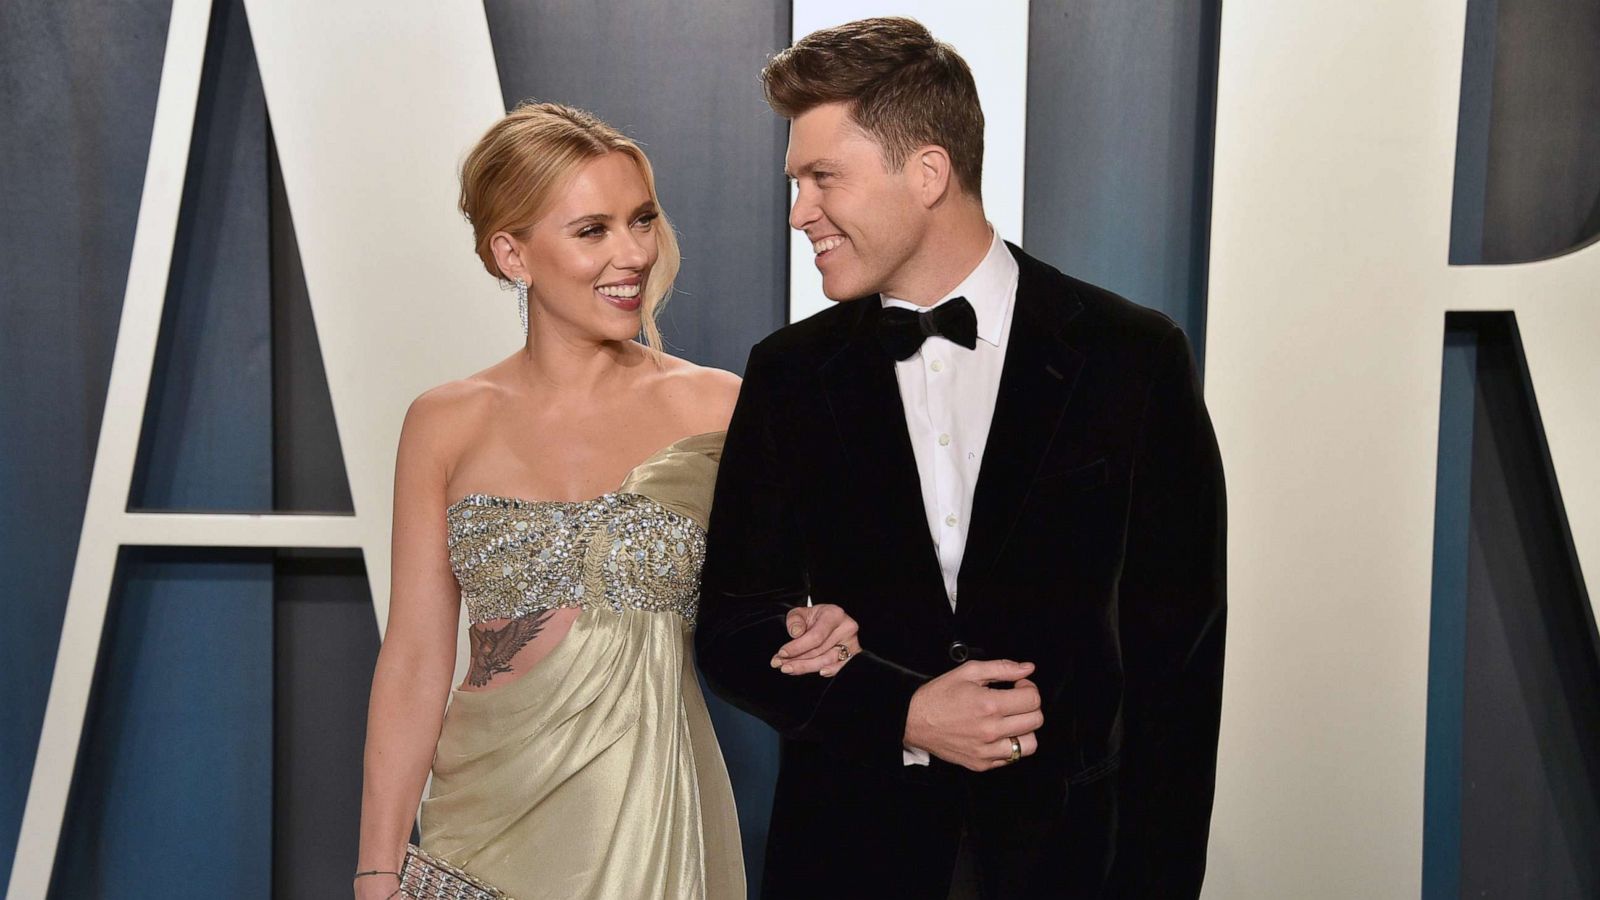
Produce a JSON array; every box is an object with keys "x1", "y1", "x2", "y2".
[{"x1": 514, "y1": 277, "x2": 529, "y2": 336}]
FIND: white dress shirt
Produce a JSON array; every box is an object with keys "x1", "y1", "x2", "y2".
[{"x1": 883, "y1": 230, "x2": 1019, "y2": 765}]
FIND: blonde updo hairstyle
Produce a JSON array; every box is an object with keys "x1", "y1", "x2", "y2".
[{"x1": 460, "y1": 101, "x2": 679, "y2": 354}]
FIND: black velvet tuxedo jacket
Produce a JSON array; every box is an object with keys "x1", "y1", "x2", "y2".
[{"x1": 697, "y1": 244, "x2": 1226, "y2": 899}]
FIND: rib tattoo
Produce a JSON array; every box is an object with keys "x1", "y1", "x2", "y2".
[{"x1": 466, "y1": 611, "x2": 554, "y2": 687}]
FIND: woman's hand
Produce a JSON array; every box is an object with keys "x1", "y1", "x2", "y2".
[{"x1": 771, "y1": 604, "x2": 861, "y2": 677}]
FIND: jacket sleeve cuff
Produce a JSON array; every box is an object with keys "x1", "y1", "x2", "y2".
[{"x1": 793, "y1": 649, "x2": 930, "y2": 768}]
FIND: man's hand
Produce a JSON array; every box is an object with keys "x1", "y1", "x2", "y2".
[
  {"x1": 771, "y1": 604, "x2": 861, "y2": 677},
  {"x1": 903, "y1": 660, "x2": 1042, "y2": 771}
]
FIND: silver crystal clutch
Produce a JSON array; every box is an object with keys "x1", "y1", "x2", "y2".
[{"x1": 400, "y1": 843, "x2": 513, "y2": 900}]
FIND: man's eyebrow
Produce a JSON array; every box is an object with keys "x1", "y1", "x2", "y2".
[{"x1": 784, "y1": 158, "x2": 845, "y2": 179}]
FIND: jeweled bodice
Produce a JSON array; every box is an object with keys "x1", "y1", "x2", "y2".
[
  {"x1": 447, "y1": 492, "x2": 706, "y2": 624},
  {"x1": 444, "y1": 431, "x2": 724, "y2": 626}
]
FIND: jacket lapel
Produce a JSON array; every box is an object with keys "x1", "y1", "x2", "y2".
[
  {"x1": 959, "y1": 246, "x2": 1086, "y2": 593},
  {"x1": 819, "y1": 299, "x2": 953, "y2": 618}
]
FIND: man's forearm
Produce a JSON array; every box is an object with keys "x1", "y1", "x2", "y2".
[{"x1": 696, "y1": 594, "x2": 928, "y2": 766}]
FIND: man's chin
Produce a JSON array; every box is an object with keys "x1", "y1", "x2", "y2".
[{"x1": 820, "y1": 276, "x2": 869, "y2": 302}]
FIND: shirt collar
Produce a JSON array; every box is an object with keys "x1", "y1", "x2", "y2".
[{"x1": 880, "y1": 228, "x2": 1018, "y2": 348}]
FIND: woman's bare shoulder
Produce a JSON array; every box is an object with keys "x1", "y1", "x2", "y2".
[
  {"x1": 400, "y1": 372, "x2": 507, "y2": 454},
  {"x1": 407, "y1": 375, "x2": 501, "y2": 422},
  {"x1": 648, "y1": 354, "x2": 742, "y2": 432}
]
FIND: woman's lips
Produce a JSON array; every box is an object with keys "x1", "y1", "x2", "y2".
[{"x1": 596, "y1": 283, "x2": 642, "y2": 311}]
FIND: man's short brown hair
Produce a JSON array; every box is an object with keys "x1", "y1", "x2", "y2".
[{"x1": 762, "y1": 17, "x2": 984, "y2": 199}]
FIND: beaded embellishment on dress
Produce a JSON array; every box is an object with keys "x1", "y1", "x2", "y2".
[{"x1": 447, "y1": 491, "x2": 706, "y2": 625}]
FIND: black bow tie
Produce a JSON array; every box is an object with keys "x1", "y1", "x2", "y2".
[{"x1": 876, "y1": 297, "x2": 978, "y2": 361}]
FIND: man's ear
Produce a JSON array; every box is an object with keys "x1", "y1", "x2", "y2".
[{"x1": 913, "y1": 145, "x2": 954, "y2": 208}]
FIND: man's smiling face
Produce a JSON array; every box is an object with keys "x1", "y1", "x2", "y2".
[{"x1": 785, "y1": 102, "x2": 928, "y2": 301}]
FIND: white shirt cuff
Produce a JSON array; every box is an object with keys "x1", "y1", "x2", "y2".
[{"x1": 902, "y1": 746, "x2": 931, "y2": 766}]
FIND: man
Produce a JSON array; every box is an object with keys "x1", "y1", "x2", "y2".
[{"x1": 697, "y1": 17, "x2": 1226, "y2": 899}]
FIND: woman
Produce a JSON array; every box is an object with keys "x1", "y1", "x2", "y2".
[{"x1": 354, "y1": 102, "x2": 747, "y2": 899}]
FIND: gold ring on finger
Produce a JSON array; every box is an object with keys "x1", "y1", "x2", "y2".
[
  {"x1": 1008, "y1": 736, "x2": 1022, "y2": 763},
  {"x1": 835, "y1": 643, "x2": 850, "y2": 661}
]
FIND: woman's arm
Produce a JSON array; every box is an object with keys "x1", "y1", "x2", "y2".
[{"x1": 355, "y1": 393, "x2": 463, "y2": 898}]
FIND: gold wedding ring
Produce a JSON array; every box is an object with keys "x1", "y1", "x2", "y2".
[
  {"x1": 1008, "y1": 736, "x2": 1022, "y2": 764},
  {"x1": 835, "y1": 643, "x2": 850, "y2": 662}
]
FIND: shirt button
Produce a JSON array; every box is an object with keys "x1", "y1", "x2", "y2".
[
  {"x1": 930, "y1": 359, "x2": 944, "y2": 373},
  {"x1": 938, "y1": 433, "x2": 951, "y2": 447},
  {"x1": 945, "y1": 513, "x2": 958, "y2": 527}
]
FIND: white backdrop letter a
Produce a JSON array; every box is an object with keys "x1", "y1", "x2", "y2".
[{"x1": 8, "y1": 3, "x2": 509, "y2": 896}]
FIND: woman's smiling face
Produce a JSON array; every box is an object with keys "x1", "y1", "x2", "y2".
[{"x1": 499, "y1": 151, "x2": 661, "y2": 343}]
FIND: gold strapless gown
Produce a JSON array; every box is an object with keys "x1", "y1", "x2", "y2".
[{"x1": 421, "y1": 432, "x2": 744, "y2": 899}]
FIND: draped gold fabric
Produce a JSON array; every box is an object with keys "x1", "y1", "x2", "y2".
[{"x1": 421, "y1": 432, "x2": 744, "y2": 899}]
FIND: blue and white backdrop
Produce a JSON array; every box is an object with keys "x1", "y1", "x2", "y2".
[{"x1": 1, "y1": 1, "x2": 1596, "y2": 897}]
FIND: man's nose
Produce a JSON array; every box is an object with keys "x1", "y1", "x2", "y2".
[{"x1": 789, "y1": 184, "x2": 819, "y2": 232}]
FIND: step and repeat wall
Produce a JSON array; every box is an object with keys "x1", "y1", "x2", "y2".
[{"x1": 1, "y1": 0, "x2": 1594, "y2": 897}]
